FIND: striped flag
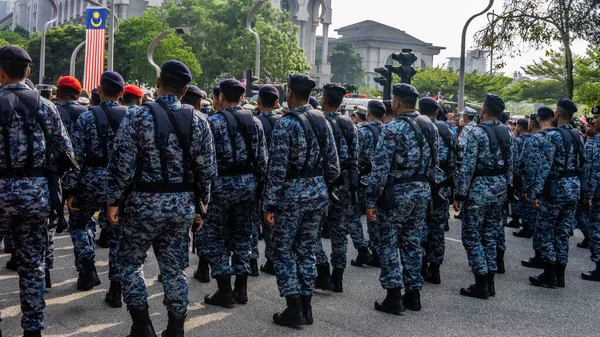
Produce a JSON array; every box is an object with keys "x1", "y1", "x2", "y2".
[{"x1": 83, "y1": 8, "x2": 107, "y2": 92}]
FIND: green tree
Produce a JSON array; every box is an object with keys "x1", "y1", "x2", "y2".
[
  {"x1": 329, "y1": 42, "x2": 365, "y2": 86},
  {"x1": 574, "y1": 47, "x2": 600, "y2": 107},
  {"x1": 0, "y1": 39, "x2": 9, "y2": 48},
  {"x1": 412, "y1": 67, "x2": 459, "y2": 100},
  {"x1": 0, "y1": 26, "x2": 29, "y2": 47},
  {"x1": 475, "y1": 0, "x2": 600, "y2": 99},
  {"x1": 521, "y1": 49, "x2": 573, "y2": 82}
]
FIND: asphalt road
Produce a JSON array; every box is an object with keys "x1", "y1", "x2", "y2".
[{"x1": 1, "y1": 213, "x2": 599, "y2": 337}]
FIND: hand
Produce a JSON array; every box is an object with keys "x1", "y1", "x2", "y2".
[
  {"x1": 532, "y1": 199, "x2": 539, "y2": 209},
  {"x1": 264, "y1": 212, "x2": 275, "y2": 228},
  {"x1": 452, "y1": 200, "x2": 461, "y2": 212},
  {"x1": 194, "y1": 214, "x2": 204, "y2": 231},
  {"x1": 521, "y1": 193, "x2": 528, "y2": 203},
  {"x1": 66, "y1": 195, "x2": 79, "y2": 212},
  {"x1": 585, "y1": 198, "x2": 592, "y2": 208},
  {"x1": 107, "y1": 206, "x2": 119, "y2": 226},
  {"x1": 366, "y1": 208, "x2": 377, "y2": 222}
]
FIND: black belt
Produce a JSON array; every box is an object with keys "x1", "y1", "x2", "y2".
[
  {"x1": 287, "y1": 167, "x2": 323, "y2": 179},
  {"x1": 218, "y1": 166, "x2": 253, "y2": 177},
  {"x1": 0, "y1": 167, "x2": 46, "y2": 178},
  {"x1": 391, "y1": 175, "x2": 428, "y2": 185},
  {"x1": 558, "y1": 171, "x2": 578, "y2": 179},
  {"x1": 474, "y1": 169, "x2": 506, "y2": 177},
  {"x1": 134, "y1": 182, "x2": 194, "y2": 193},
  {"x1": 84, "y1": 157, "x2": 108, "y2": 168}
]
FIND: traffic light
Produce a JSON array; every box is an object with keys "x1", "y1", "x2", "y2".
[
  {"x1": 244, "y1": 69, "x2": 260, "y2": 98},
  {"x1": 373, "y1": 67, "x2": 391, "y2": 100},
  {"x1": 391, "y1": 49, "x2": 418, "y2": 84}
]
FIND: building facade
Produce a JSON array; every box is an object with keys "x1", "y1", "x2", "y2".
[{"x1": 447, "y1": 50, "x2": 487, "y2": 74}]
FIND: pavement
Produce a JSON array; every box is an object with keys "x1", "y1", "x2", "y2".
[{"x1": 1, "y1": 214, "x2": 599, "y2": 337}]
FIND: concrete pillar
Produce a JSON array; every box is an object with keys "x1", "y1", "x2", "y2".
[{"x1": 321, "y1": 22, "x2": 328, "y2": 66}]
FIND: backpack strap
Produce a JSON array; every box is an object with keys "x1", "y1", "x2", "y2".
[
  {"x1": 334, "y1": 114, "x2": 358, "y2": 158},
  {"x1": 91, "y1": 107, "x2": 110, "y2": 165},
  {"x1": 362, "y1": 124, "x2": 382, "y2": 150},
  {"x1": 10, "y1": 90, "x2": 43, "y2": 171},
  {"x1": 285, "y1": 109, "x2": 330, "y2": 178},
  {"x1": 398, "y1": 115, "x2": 426, "y2": 170},
  {"x1": 218, "y1": 108, "x2": 258, "y2": 176},
  {"x1": 557, "y1": 127, "x2": 583, "y2": 173},
  {"x1": 476, "y1": 123, "x2": 511, "y2": 176},
  {"x1": 257, "y1": 113, "x2": 281, "y2": 145},
  {"x1": 325, "y1": 114, "x2": 344, "y2": 153},
  {"x1": 218, "y1": 109, "x2": 240, "y2": 168}
]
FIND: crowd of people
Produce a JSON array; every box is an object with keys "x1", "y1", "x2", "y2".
[{"x1": 0, "y1": 44, "x2": 599, "y2": 337}]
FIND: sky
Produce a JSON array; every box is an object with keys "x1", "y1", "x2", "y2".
[{"x1": 323, "y1": 0, "x2": 589, "y2": 75}]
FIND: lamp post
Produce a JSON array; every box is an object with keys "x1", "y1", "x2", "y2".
[
  {"x1": 70, "y1": 41, "x2": 86, "y2": 77},
  {"x1": 147, "y1": 27, "x2": 191, "y2": 78},
  {"x1": 458, "y1": 0, "x2": 494, "y2": 112},
  {"x1": 39, "y1": 0, "x2": 58, "y2": 84},
  {"x1": 247, "y1": 0, "x2": 266, "y2": 77},
  {"x1": 487, "y1": 10, "x2": 499, "y2": 77}
]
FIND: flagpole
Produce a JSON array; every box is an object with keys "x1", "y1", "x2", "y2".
[{"x1": 107, "y1": 0, "x2": 115, "y2": 71}]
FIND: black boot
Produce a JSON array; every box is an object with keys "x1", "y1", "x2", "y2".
[
  {"x1": 556, "y1": 263, "x2": 566, "y2": 288},
  {"x1": 330, "y1": 268, "x2": 344, "y2": 293},
  {"x1": 300, "y1": 295, "x2": 313, "y2": 325},
  {"x1": 320, "y1": 223, "x2": 330, "y2": 239},
  {"x1": 315, "y1": 263, "x2": 331, "y2": 291},
  {"x1": 529, "y1": 262, "x2": 557, "y2": 288},
  {"x1": 581, "y1": 262, "x2": 600, "y2": 282},
  {"x1": 460, "y1": 273, "x2": 489, "y2": 299},
  {"x1": 193, "y1": 256, "x2": 210, "y2": 283},
  {"x1": 96, "y1": 229, "x2": 108, "y2": 248},
  {"x1": 577, "y1": 237, "x2": 590, "y2": 249},
  {"x1": 506, "y1": 216, "x2": 521, "y2": 228},
  {"x1": 487, "y1": 272, "x2": 496, "y2": 297},
  {"x1": 273, "y1": 294, "x2": 303, "y2": 328},
  {"x1": 374, "y1": 287, "x2": 405, "y2": 315},
  {"x1": 444, "y1": 219, "x2": 450, "y2": 232},
  {"x1": 513, "y1": 224, "x2": 532, "y2": 238},
  {"x1": 161, "y1": 311, "x2": 186, "y2": 337},
  {"x1": 496, "y1": 249, "x2": 506, "y2": 274},
  {"x1": 350, "y1": 247, "x2": 374, "y2": 267},
  {"x1": 45, "y1": 269, "x2": 52, "y2": 289},
  {"x1": 22, "y1": 331, "x2": 41, "y2": 337},
  {"x1": 127, "y1": 305, "x2": 157, "y2": 337},
  {"x1": 6, "y1": 252, "x2": 17, "y2": 272},
  {"x1": 233, "y1": 275, "x2": 248, "y2": 304},
  {"x1": 249, "y1": 259, "x2": 259, "y2": 277},
  {"x1": 368, "y1": 249, "x2": 381, "y2": 268},
  {"x1": 402, "y1": 290, "x2": 421, "y2": 311},
  {"x1": 77, "y1": 258, "x2": 101, "y2": 291},
  {"x1": 420, "y1": 256, "x2": 431, "y2": 279},
  {"x1": 204, "y1": 275, "x2": 235, "y2": 308},
  {"x1": 424, "y1": 262, "x2": 441, "y2": 284},
  {"x1": 105, "y1": 280, "x2": 123, "y2": 308},
  {"x1": 260, "y1": 259, "x2": 275, "y2": 275},
  {"x1": 56, "y1": 216, "x2": 69, "y2": 234},
  {"x1": 521, "y1": 250, "x2": 544, "y2": 269}
]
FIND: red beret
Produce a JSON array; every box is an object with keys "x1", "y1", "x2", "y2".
[
  {"x1": 57, "y1": 76, "x2": 82, "y2": 93},
  {"x1": 123, "y1": 85, "x2": 144, "y2": 98}
]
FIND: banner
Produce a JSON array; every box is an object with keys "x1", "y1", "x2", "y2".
[{"x1": 83, "y1": 7, "x2": 107, "y2": 92}]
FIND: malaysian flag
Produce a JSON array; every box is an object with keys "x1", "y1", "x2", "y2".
[{"x1": 83, "y1": 8, "x2": 107, "y2": 92}]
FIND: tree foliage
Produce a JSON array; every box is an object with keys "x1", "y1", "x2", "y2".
[{"x1": 329, "y1": 42, "x2": 365, "y2": 86}]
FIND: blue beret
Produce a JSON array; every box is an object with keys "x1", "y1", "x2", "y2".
[
  {"x1": 0, "y1": 46, "x2": 32, "y2": 63},
  {"x1": 219, "y1": 79, "x2": 246, "y2": 96},
  {"x1": 288, "y1": 74, "x2": 316, "y2": 90},
  {"x1": 323, "y1": 83, "x2": 347, "y2": 97},
  {"x1": 212, "y1": 85, "x2": 220, "y2": 98},
  {"x1": 537, "y1": 106, "x2": 554, "y2": 119},
  {"x1": 418, "y1": 97, "x2": 439, "y2": 114},
  {"x1": 100, "y1": 71, "x2": 125, "y2": 91},
  {"x1": 557, "y1": 98, "x2": 577, "y2": 113},
  {"x1": 392, "y1": 83, "x2": 419, "y2": 99},
  {"x1": 259, "y1": 84, "x2": 279, "y2": 100},
  {"x1": 160, "y1": 60, "x2": 192, "y2": 83},
  {"x1": 484, "y1": 94, "x2": 505, "y2": 112},
  {"x1": 460, "y1": 106, "x2": 479, "y2": 117},
  {"x1": 91, "y1": 88, "x2": 100, "y2": 100},
  {"x1": 185, "y1": 85, "x2": 205, "y2": 98},
  {"x1": 309, "y1": 96, "x2": 320, "y2": 109},
  {"x1": 517, "y1": 118, "x2": 529, "y2": 129},
  {"x1": 368, "y1": 100, "x2": 386, "y2": 116}
]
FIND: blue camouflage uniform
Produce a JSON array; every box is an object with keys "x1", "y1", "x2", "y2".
[
  {"x1": 366, "y1": 112, "x2": 437, "y2": 292},
  {"x1": 108, "y1": 95, "x2": 216, "y2": 315},
  {"x1": 586, "y1": 135, "x2": 600, "y2": 264},
  {"x1": 201, "y1": 106, "x2": 267, "y2": 278},
  {"x1": 576, "y1": 135, "x2": 596, "y2": 236},
  {"x1": 531, "y1": 125, "x2": 582, "y2": 265},
  {"x1": 264, "y1": 104, "x2": 339, "y2": 296},
  {"x1": 512, "y1": 133, "x2": 530, "y2": 223},
  {"x1": 456, "y1": 120, "x2": 515, "y2": 275},
  {"x1": 0, "y1": 83, "x2": 74, "y2": 332}
]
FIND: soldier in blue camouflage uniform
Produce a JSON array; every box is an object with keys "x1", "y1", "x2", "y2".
[
  {"x1": 263, "y1": 74, "x2": 339, "y2": 327},
  {"x1": 121, "y1": 84, "x2": 144, "y2": 112},
  {"x1": 202, "y1": 79, "x2": 267, "y2": 308},
  {"x1": 453, "y1": 94, "x2": 515, "y2": 300},
  {"x1": 575, "y1": 123, "x2": 597, "y2": 249},
  {"x1": 64, "y1": 71, "x2": 127, "y2": 297},
  {"x1": 0, "y1": 46, "x2": 75, "y2": 337},
  {"x1": 583, "y1": 105, "x2": 600, "y2": 282},
  {"x1": 529, "y1": 98, "x2": 582, "y2": 289},
  {"x1": 513, "y1": 119, "x2": 533, "y2": 238},
  {"x1": 366, "y1": 84, "x2": 437, "y2": 314},
  {"x1": 520, "y1": 109, "x2": 554, "y2": 269},
  {"x1": 107, "y1": 61, "x2": 216, "y2": 336}
]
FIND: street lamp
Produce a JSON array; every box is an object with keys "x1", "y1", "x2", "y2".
[
  {"x1": 487, "y1": 10, "x2": 499, "y2": 77},
  {"x1": 247, "y1": 0, "x2": 266, "y2": 77},
  {"x1": 147, "y1": 27, "x2": 191, "y2": 78},
  {"x1": 39, "y1": 0, "x2": 58, "y2": 84},
  {"x1": 458, "y1": 0, "x2": 494, "y2": 112},
  {"x1": 70, "y1": 41, "x2": 86, "y2": 77}
]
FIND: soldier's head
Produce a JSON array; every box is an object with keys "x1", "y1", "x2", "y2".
[
  {"x1": 391, "y1": 84, "x2": 419, "y2": 115},
  {"x1": 98, "y1": 71, "x2": 125, "y2": 101},
  {"x1": 0, "y1": 46, "x2": 32, "y2": 86},
  {"x1": 157, "y1": 60, "x2": 192, "y2": 98},
  {"x1": 121, "y1": 85, "x2": 144, "y2": 107},
  {"x1": 528, "y1": 114, "x2": 540, "y2": 132},
  {"x1": 218, "y1": 79, "x2": 245, "y2": 106},
  {"x1": 382, "y1": 100, "x2": 394, "y2": 123},
  {"x1": 181, "y1": 85, "x2": 205, "y2": 110},
  {"x1": 592, "y1": 105, "x2": 600, "y2": 131},
  {"x1": 257, "y1": 85, "x2": 279, "y2": 112},
  {"x1": 418, "y1": 97, "x2": 439, "y2": 121},
  {"x1": 536, "y1": 106, "x2": 554, "y2": 127},
  {"x1": 367, "y1": 100, "x2": 385, "y2": 122},
  {"x1": 90, "y1": 88, "x2": 101, "y2": 106},
  {"x1": 212, "y1": 85, "x2": 222, "y2": 111},
  {"x1": 286, "y1": 74, "x2": 316, "y2": 110},
  {"x1": 555, "y1": 98, "x2": 577, "y2": 125},
  {"x1": 480, "y1": 94, "x2": 505, "y2": 121},
  {"x1": 321, "y1": 84, "x2": 346, "y2": 112},
  {"x1": 56, "y1": 76, "x2": 82, "y2": 102},
  {"x1": 516, "y1": 118, "x2": 529, "y2": 135}
]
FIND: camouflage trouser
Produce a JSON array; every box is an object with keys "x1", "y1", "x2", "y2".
[
  {"x1": 273, "y1": 203, "x2": 325, "y2": 297},
  {"x1": 377, "y1": 193, "x2": 428, "y2": 291},
  {"x1": 497, "y1": 206, "x2": 507, "y2": 252},
  {"x1": 531, "y1": 206, "x2": 542, "y2": 251},
  {"x1": 462, "y1": 201, "x2": 503, "y2": 275},
  {"x1": 424, "y1": 199, "x2": 448, "y2": 265},
  {"x1": 45, "y1": 227, "x2": 56, "y2": 269},
  {"x1": 589, "y1": 202, "x2": 600, "y2": 263},
  {"x1": 0, "y1": 215, "x2": 48, "y2": 331},
  {"x1": 69, "y1": 195, "x2": 101, "y2": 272},
  {"x1": 251, "y1": 208, "x2": 260, "y2": 260},
  {"x1": 347, "y1": 203, "x2": 370, "y2": 250},
  {"x1": 106, "y1": 222, "x2": 121, "y2": 281},
  {"x1": 258, "y1": 207, "x2": 274, "y2": 261},
  {"x1": 2, "y1": 231, "x2": 14, "y2": 252},
  {"x1": 119, "y1": 214, "x2": 192, "y2": 316},
  {"x1": 326, "y1": 186, "x2": 352, "y2": 269},
  {"x1": 576, "y1": 202, "x2": 590, "y2": 236},
  {"x1": 537, "y1": 199, "x2": 576, "y2": 265}
]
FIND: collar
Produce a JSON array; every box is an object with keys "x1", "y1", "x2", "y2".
[
  {"x1": 99, "y1": 100, "x2": 120, "y2": 107},
  {"x1": 370, "y1": 121, "x2": 383, "y2": 126},
  {"x1": 261, "y1": 111, "x2": 276, "y2": 117},
  {"x1": 292, "y1": 104, "x2": 314, "y2": 113},
  {"x1": 58, "y1": 100, "x2": 79, "y2": 106},
  {"x1": 156, "y1": 95, "x2": 181, "y2": 105},
  {"x1": 2, "y1": 83, "x2": 30, "y2": 90}
]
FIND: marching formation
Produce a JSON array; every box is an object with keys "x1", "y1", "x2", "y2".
[{"x1": 0, "y1": 46, "x2": 599, "y2": 337}]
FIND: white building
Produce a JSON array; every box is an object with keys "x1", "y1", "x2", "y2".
[{"x1": 447, "y1": 50, "x2": 487, "y2": 74}]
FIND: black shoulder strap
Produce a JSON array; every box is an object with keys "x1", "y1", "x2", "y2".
[
  {"x1": 325, "y1": 114, "x2": 343, "y2": 152},
  {"x1": 99, "y1": 105, "x2": 128, "y2": 134},
  {"x1": 362, "y1": 124, "x2": 382, "y2": 150},
  {"x1": 257, "y1": 113, "x2": 281, "y2": 145},
  {"x1": 435, "y1": 120, "x2": 456, "y2": 155},
  {"x1": 219, "y1": 108, "x2": 257, "y2": 170},
  {"x1": 334, "y1": 114, "x2": 358, "y2": 158},
  {"x1": 399, "y1": 115, "x2": 425, "y2": 167},
  {"x1": 91, "y1": 107, "x2": 110, "y2": 163},
  {"x1": 217, "y1": 109, "x2": 239, "y2": 167},
  {"x1": 286, "y1": 109, "x2": 329, "y2": 173},
  {"x1": 159, "y1": 101, "x2": 194, "y2": 183},
  {"x1": 10, "y1": 90, "x2": 43, "y2": 170},
  {"x1": 478, "y1": 123, "x2": 511, "y2": 173},
  {"x1": 557, "y1": 127, "x2": 583, "y2": 170}
]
